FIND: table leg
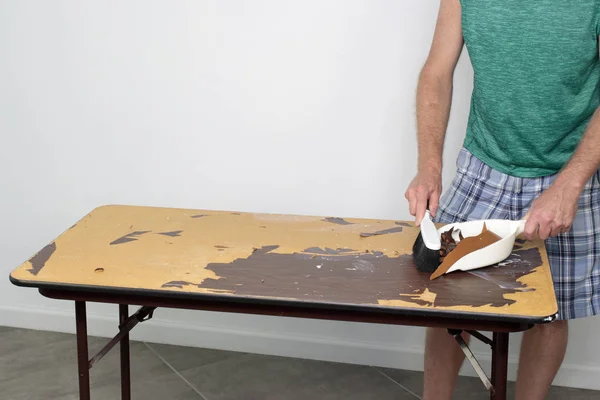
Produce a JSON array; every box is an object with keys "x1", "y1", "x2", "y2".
[
  {"x1": 119, "y1": 304, "x2": 131, "y2": 400},
  {"x1": 491, "y1": 332, "x2": 509, "y2": 400},
  {"x1": 75, "y1": 301, "x2": 90, "y2": 400}
]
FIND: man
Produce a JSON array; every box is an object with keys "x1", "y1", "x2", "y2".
[{"x1": 405, "y1": 1, "x2": 600, "y2": 399}]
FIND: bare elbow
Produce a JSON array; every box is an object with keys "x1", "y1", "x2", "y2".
[
  {"x1": 419, "y1": 63, "x2": 454, "y2": 88},
  {"x1": 417, "y1": 63, "x2": 455, "y2": 108}
]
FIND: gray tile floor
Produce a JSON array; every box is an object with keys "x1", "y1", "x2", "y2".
[{"x1": 1, "y1": 326, "x2": 599, "y2": 400}]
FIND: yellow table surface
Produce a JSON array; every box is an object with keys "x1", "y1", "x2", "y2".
[{"x1": 10, "y1": 205, "x2": 558, "y2": 321}]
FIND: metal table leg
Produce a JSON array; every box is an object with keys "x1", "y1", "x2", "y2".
[
  {"x1": 120, "y1": 304, "x2": 131, "y2": 400},
  {"x1": 75, "y1": 301, "x2": 90, "y2": 400},
  {"x1": 491, "y1": 332, "x2": 509, "y2": 400}
]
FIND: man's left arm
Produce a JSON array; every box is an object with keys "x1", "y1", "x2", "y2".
[{"x1": 523, "y1": 106, "x2": 600, "y2": 240}]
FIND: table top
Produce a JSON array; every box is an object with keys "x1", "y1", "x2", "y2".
[{"x1": 10, "y1": 205, "x2": 558, "y2": 323}]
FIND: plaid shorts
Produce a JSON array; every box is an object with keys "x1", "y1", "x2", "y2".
[{"x1": 434, "y1": 147, "x2": 600, "y2": 320}]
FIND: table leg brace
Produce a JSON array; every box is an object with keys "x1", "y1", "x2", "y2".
[
  {"x1": 448, "y1": 329, "x2": 494, "y2": 394},
  {"x1": 89, "y1": 305, "x2": 156, "y2": 368}
]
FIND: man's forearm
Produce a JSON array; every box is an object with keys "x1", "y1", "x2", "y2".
[
  {"x1": 555, "y1": 106, "x2": 600, "y2": 191},
  {"x1": 415, "y1": 69, "x2": 453, "y2": 175}
]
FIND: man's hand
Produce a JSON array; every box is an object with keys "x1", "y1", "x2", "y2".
[
  {"x1": 405, "y1": 170, "x2": 442, "y2": 226},
  {"x1": 523, "y1": 105, "x2": 600, "y2": 240},
  {"x1": 523, "y1": 181, "x2": 580, "y2": 241}
]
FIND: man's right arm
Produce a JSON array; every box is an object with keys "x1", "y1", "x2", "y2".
[{"x1": 405, "y1": 0, "x2": 464, "y2": 225}]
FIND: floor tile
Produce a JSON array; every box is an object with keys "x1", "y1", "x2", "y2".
[
  {"x1": 0, "y1": 328, "x2": 177, "y2": 400},
  {"x1": 0, "y1": 327, "x2": 73, "y2": 358},
  {"x1": 451, "y1": 375, "x2": 516, "y2": 400},
  {"x1": 376, "y1": 369, "x2": 424, "y2": 397},
  {"x1": 2, "y1": 326, "x2": 600, "y2": 400},
  {"x1": 379, "y1": 367, "x2": 512, "y2": 399},
  {"x1": 546, "y1": 385, "x2": 600, "y2": 400},
  {"x1": 379, "y1": 367, "x2": 600, "y2": 399},
  {"x1": 180, "y1": 354, "x2": 417, "y2": 400},
  {"x1": 54, "y1": 371, "x2": 203, "y2": 400},
  {"x1": 379, "y1": 368, "x2": 516, "y2": 399},
  {"x1": 146, "y1": 342, "x2": 246, "y2": 372},
  {"x1": 0, "y1": 324, "x2": 18, "y2": 334},
  {"x1": 0, "y1": 329, "x2": 80, "y2": 399}
]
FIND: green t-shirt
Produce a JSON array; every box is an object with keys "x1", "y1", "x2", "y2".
[{"x1": 460, "y1": 1, "x2": 600, "y2": 177}]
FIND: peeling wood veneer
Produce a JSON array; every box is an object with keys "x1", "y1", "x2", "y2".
[
  {"x1": 10, "y1": 205, "x2": 557, "y2": 319},
  {"x1": 110, "y1": 231, "x2": 151, "y2": 245},
  {"x1": 322, "y1": 217, "x2": 354, "y2": 225},
  {"x1": 27, "y1": 242, "x2": 56, "y2": 276},
  {"x1": 360, "y1": 227, "x2": 403, "y2": 238},
  {"x1": 302, "y1": 247, "x2": 357, "y2": 255},
  {"x1": 193, "y1": 245, "x2": 542, "y2": 308},
  {"x1": 157, "y1": 231, "x2": 183, "y2": 237}
]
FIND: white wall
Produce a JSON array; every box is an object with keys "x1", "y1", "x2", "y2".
[{"x1": 1, "y1": 0, "x2": 598, "y2": 390}]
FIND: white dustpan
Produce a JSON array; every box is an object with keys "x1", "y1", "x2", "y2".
[{"x1": 437, "y1": 219, "x2": 527, "y2": 275}]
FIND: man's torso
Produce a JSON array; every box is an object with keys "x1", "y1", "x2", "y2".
[{"x1": 460, "y1": 0, "x2": 600, "y2": 177}]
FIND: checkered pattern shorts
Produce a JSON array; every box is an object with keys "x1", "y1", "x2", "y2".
[{"x1": 434, "y1": 147, "x2": 600, "y2": 320}]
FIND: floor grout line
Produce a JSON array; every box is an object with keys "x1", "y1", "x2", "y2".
[
  {"x1": 143, "y1": 342, "x2": 211, "y2": 400},
  {"x1": 373, "y1": 367, "x2": 422, "y2": 400}
]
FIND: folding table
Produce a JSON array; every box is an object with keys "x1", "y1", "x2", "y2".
[{"x1": 10, "y1": 205, "x2": 558, "y2": 400}]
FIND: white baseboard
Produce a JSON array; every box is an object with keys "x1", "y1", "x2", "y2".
[{"x1": 1, "y1": 305, "x2": 598, "y2": 391}]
